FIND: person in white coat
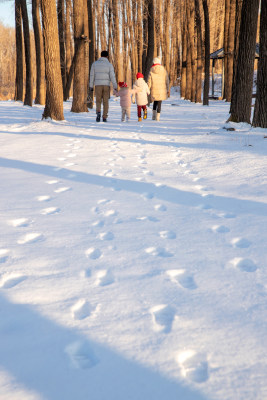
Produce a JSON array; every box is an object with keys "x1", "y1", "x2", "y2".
[
  {"x1": 132, "y1": 72, "x2": 150, "y2": 121},
  {"x1": 147, "y1": 57, "x2": 169, "y2": 121},
  {"x1": 89, "y1": 50, "x2": 118, "y2": 122}
]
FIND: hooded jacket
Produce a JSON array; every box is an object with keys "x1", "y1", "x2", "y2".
[
  {"x1": 132, "y1": 78, "x2": 150, "y2": 106},
  {"x1": 116, "y1": 87, "x2": 139, "y2": 108},
  {"x1": 89, "y1": 57, "x2": 117, "y2": 89},
  {"x1": 147, "y1": 64, "x2": 169, "y2": 101}
]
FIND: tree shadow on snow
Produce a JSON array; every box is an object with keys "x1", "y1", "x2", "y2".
[
  {"x1": 0, "y1": 156, "x2": 267, "y2": 218},
  {"x1": 0, "y1": 294, "x2": 211, "y2": 400}
]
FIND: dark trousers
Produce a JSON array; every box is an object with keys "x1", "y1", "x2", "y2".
[
  {"x1": 137, "y1": 105, "x2": 147, "y2": 118},
  {"x1": 153, "y1": 100, "x2": 162, "y2": 113}
]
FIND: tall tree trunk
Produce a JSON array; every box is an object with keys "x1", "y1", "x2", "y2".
[
  {"x1": 229, "y1": 0, "x2": 260, "y2": 123},
  {"x1": 202, "y1": 0, "x2": 210, "y2": 105},
  {"x1": 142, "y1": 3, "x2": 148, "y2": 74},
  {"x1": 164, "y1": 0, "x2": 171, "y2": 76},
  {"x1": 144, "y1": 0, "x2": 154, "y2": 81},
  {"x1": 223, "y1": 0, "x2": 230, "y2": 99},
  {"x1": 57, "y1": 0, "x2": 66, "y2": 92},
  {"x1": 64, "y1": 0, "x2": 72, "y2": 100},
  {"x1": 21, "y1": 0, "x2": 33, "y2": 106},
  {"x1": 15, "y1": 0, "x2": 24, "y2": 101},
  {"x1": 194, "y1": 0, "x2": 203, "y2": 103},
  {"x1": 225, "y1": 0, "x2": 236, "y2": 102},
  {"x1": 71, "y1": 0, "x2": 88, "y2": 112},
  {"x1": 112, "y1": 0, "x2": 123, "y2": 82},
  {"x1": 252, "y1": 0, "x2": 267, "y2": 128},
  {"x1": 41, "y1": 0, "x2": 64, "y2": 120},
  {"x1": 180, "y1": 16, "x2": 187, "y2": 99},
  {"x1": 229, "y1": 0, "x2": 243, "y2": 117},
  {"x1": 32, "y1": 0, "x2": 46, "y2": 104},
  {"x1": 137, "y1": 0, "x2": 143, "y2": 73},
  {"x1": 185, "y1": 0, "x2": 192, "y2": 100}
]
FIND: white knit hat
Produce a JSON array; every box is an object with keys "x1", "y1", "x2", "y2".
[{"x1": 153, "y1": 57, "x2": 161, "y2": 64}]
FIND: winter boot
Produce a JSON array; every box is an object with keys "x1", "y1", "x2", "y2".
[
  {"x1": 156, "y1": 112, "x2": 160, "y2": 121},
  {"x1": 96, "y1": 112, "x2": 101, "y2": 122},
  {"x1": 152, "y1": 110, "x2": 157, "y2": 120},
  {"x1": 103, "y1": 117, "x2": 107, "y2": 122},
  {"x1": 138, "y1": 117, "x2": 142, "y2": 122},
  {"x1": 143, "y1": 109, "x2": 147, "y2": 119}
]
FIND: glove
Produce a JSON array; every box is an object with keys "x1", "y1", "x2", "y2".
[{"x1": 89, "y1": 87, "x2": 93, "y2": 92}]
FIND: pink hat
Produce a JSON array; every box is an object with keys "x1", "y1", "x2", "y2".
[
  {"x1": 119, "y1": 82, "x2": 127, "y2": 88},
  {"x1": 136, "y1": 72, "x2": 144, "y2": 79}
]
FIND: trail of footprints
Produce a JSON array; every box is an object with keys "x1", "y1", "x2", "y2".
[
  {"x1": 0, "y1": 138, "x2": 79, "y2": 290},
  {"x1": 0, "y1": 132, "x2": 258, "y2": 378}
]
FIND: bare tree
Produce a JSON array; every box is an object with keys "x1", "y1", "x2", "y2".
[
  {"x1": 32, "y1": 0, "x2": 45, "y2": 104},
  {"x1": 202, "y1": 0, "x2": 210, "y2": 106},
  {"x1": 144, "y1": 0, "x2": 154, "y2": 81},
  {"x1": 228, "y1": 0, "x2": 260, "y2": 123},
  {"x1": 252, "y1": 0, "x2": 267, "y2": 128},
  {"x1": 41, "y1": 0, "x2": 64, "y2": 120},
  {"x1": 194, "y1": 0, "x2": 203, "y2": 103},
  {"x1": 15, "y1": 0, "x2": 24, "y2": 101},
  {"x1": 21, "y1": 0, "x2": 33, "y2": 106}
]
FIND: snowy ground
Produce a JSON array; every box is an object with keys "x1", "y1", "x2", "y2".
[{"x1": 0, "y1": 93, "x2": 266, "y2": 400}]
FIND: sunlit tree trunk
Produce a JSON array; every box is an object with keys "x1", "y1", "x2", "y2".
[
  {"x1": 15, "y1": 0, "x2": 24, "y2": 101},
  {"x1": 252, "y1": 0, "x2": 267, "y2": 128},
  {"x1": 21, "y1": 0, "x2": 33, "y2": 106},
  {"x1": 32, "y1": 0, "x2": 45, "y2": 104},
  {"x1": 202, "y1": 0, "x2": 210, "y2": 105},
  {"x1": 144, "y1": 0, "x2": 154, "y2": 81},
  {"x1": 41, "y1": 0, "x2": 64, "y2": 120},
  {"x1": 229, "y1": 0, "x2": 260, "y2": 123}
]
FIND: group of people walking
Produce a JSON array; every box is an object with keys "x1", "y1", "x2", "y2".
[{"x1": 89, "y1": 51, "x2": 169, "y2": 123}]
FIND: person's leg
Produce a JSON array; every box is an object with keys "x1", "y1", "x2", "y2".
[
  {"x1": 103, "y1": 86, "x2": 110, "y2": 120},
  {"x1": 126, "y1": 107, "x2": 131, "y2": 121},
  {"x1": 156, "y1": 101, "x2": 162, "y2": 113},
  {"x1": 142, "y1": 105, "x2": 147, "y2": 119},
  {"x1": 121, "y1": 108, "x2": 126, "y2": 121},
  {"x1": 137, "y1": 105, "x2": 142, "y2": 118},
  {"x1": 152, "y1": 101, "x2": 158, "y2": 120},
  {"x1": 95, "y1": 86, "x2": 103, "y2": 121}
]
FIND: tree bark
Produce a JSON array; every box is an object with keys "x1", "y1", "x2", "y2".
[
  {"x1": 223, "y1": 0, "x2": 230, "y2": 99},
  {"x1": 202, "y1": 0, "x2": 210, "y2": 105},
  {"x1": 32, "y1": 0, "x2": 46, "y2": 104},
  {"x1": 194, "y1": 0, "x2": 203, "y2": 103},
  {"x1": 144, "y1": 0, "x2": 154, "y2": 81},
  {"x1": 41, "y1": 0, "x2": 64, "y2": 120},
  {"x1": 57, "y1": 0, "x2": 66, "y2": 92},
  {"x1": 71, "y1": 0, "x2": 88, "y2": 112},
  {"x1": 229, "y1": 0, "x2": 260, "y2": 123},
  {"x1": 225, "y1": 0, "x2": 236, "y2": 102},
  {"x1": 15, "y1": 0, "x2": 24, "y2": 101},
  {"x1": 252, "y1": 0, "x2": 267, "y2": 128},
  {"x1": 21, "y1": 0, "x2": 33, "y2": 106}
]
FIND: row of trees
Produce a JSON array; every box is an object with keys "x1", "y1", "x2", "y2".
[{"x1": 10, "y1": 0, "x2": 267, "y2": 127}]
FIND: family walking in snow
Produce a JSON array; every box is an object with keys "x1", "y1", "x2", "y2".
[{"x1": 89, "y1": 52, "x2": 169, "y2": 123}]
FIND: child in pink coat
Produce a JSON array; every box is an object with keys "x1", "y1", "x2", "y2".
[{"x1": 116, "y1": 82, "x2": 139, "y2": 122}]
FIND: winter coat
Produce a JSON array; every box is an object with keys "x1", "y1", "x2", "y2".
[
  {"x1": 132, "y1": 78, "x2": 150, "y2": 106},
  {"x1": 89, "y1": 57, "x2": 117, "y2": 89},
  {"x1": 116, "y1": 87, "x2": 138, "y2": 108},
  {"x1": 147, "y1": 64, "x2": 169, "y2": 101}
]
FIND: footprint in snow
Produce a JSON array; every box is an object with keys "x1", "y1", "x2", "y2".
[
  {"x1": 8, "y1": 218, "x2": 29, "y2": 227},
  {"x1": 211, "y1": 225, "x2": 230, "y2": 233},
  {"x1": 65, "y1": 341, "x2": 98, "y2": 369},
  {"x1": 64, "y1": 162, "x2": 75, "y2": 167},
  {"x1": 46, "y1": 180, "x2": 59, "y2": 185},
  {"x1": 150, "y1": 304, "x2": 176, "y2": 333},
  {"x1": 104, "y1": 210, "x2": 117, "y2": 217},
  {"x1": 98, "y1": 231, "x2": 114, "y2": 241},
  {"x1": 54, "y1": 187, "x2": 71, "y2": 194},
  {"x1": 71, "y1": 299, "x2": 96, "y2": 320},
  {"x1": 145, "y1": 247, "x2": 173, "y2": 257},
  {"x1": 143, "y1": 170, "x2": 154, "y2": 176},
  {"x1": 57, "y1": 157, "x2": 66, "y2": 161},
  {"x1": 218, "y1": 212, "x2": 236, "y2": 219},
  {"x1": 67, "y1": 153, "x2": 77, "y2": 158},
  {"x1": 97, "y1": 199, "x2": 110, "y2": 205},
  {"x1": 91, "y1": 220, "x2": 105, "y2": 228},
  {"x1": 228, "y1": 257, "x2": 257, "y2": 272},
  {"x1": 142, "y1": 192, "x2": 154, "y2": 200},
  {"x1": 0, "y1": 273, "x2": 27, "y2": 289},
  {"x1": 85, "y1": 247, "x2": 102, "y2": 260},
  {"x1": 0, "y1": 249, "x2": 10, "y2": 263},
  {"x1": 231, "y1": 237, "x2": 251, "y2": 248},
  {"x1": 40, "y1": 207, "x2": 60, "y2": 215},
  {"x1": 159, "y1": 230, "x2": 176, "y2": 239},
  {"x1": 167, "y1": 269, "x2": 197, "y2": 290},
  {"x1": 177, "y1": 350, "x2": 209, "y2": 383},
  {"x1": 17, "y1": 233, "x2": 44, "y2": 245},
  {"x1": 197, "y1": 203, "x2": 212, "y2": 210},
  {"x1": 154, "y1": 204, "x2": 167, "y2": 212},
  {"x1": 95, "y1": 269, "x2": 115, "y2": 286},
  {"x1": 36, "y1": 195, "x2": 51, "y2": 202}
]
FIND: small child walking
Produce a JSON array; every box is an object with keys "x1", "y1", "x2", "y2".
[
  {"x1": 132, "y1": 73, "x2": 150, "y2": 122},
  {"x1": 116, "y1": 82, "x2": 138, "y2": 122}
]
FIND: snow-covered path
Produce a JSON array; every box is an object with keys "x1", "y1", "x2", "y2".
[{"x1": 0, "y1": 96, "x2": 266, "y2": 400}]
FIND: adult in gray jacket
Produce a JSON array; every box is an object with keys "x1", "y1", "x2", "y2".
[{"x1": 89, "y1": 50, "x2": 117, "y2": 122}]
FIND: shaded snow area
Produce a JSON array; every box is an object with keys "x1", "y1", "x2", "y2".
[{"x1": 0, "y1": 93, "x2": 266, "y2": 400}]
